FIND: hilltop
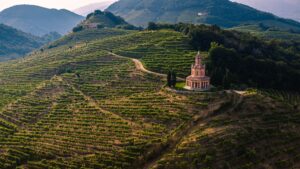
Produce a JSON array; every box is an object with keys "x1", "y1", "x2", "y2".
[
  {"x1": 73, "y1": 10, "x2": 139, "y2": 32},
  {"x1": 0, "y1": 5, "x2": 84, "y2": 36},
  {"x1": 0, "y1": 24, "x2": 299, "y2": 168},
  {"x1": 107, "y1": 0, "x2": 300, "y2": 31}
]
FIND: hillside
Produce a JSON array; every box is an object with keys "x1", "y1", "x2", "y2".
[
  {"x1": 106, "y1": 0, "x2": 300, "y2": 31},
  {"x1": 0, "y1": 27, "x2": 299, "y2": 169},
  {"x1": 0, "y1": 24, "x2": 47, "y2": 61},
  {"x1": 0, "y1": 5, "x2": 84, "y2": 36}
]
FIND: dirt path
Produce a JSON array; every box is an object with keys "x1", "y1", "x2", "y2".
[
  {"x1": 109, "y1": 52, "x2": 185, "y2": 81},
  {"x1": 109, "y1": 52, "x2": 240, "y2": 169}
]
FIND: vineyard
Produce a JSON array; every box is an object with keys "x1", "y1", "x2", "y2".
[
  {"x1": 0, "y1": 28, "x2": 299, "y2": 169},
  {"x1": 152, "y1": 93, "x2": 300, "y2": 169},
  {"x1": 0, "y1": 28, "x2": 221, "y2": 168}
]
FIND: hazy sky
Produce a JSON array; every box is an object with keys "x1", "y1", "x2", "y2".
[
  {"x1": 232, "y1": 0, "x2": 300, "y2": 21},
  {"x1": 0, "y1": 0, "x2": 116, "y2": 11}
]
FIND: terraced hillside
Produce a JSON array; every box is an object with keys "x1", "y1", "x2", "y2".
[
  {"x1": 0, "y1": 29, "x2": 222, "y2": 168},
  {"x1": 0, "y1": 28, "x2": 299, "y2": 169},
  {"x1": 151, "y1": 91, "x2": 300, "y2": 169}
]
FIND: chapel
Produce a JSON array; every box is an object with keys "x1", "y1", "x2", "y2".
[{"x1": 185, "y1": 52, "x2": 210, "y2": 90}]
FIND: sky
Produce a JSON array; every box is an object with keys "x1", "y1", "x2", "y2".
[
  {"x1": 232, "y1": 0, "x2": 300, "y2": 21},
  {"x1": 0, "y1": 0, "x2": 116, "y2": 11}
]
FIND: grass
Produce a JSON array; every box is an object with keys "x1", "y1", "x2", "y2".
[{"x1": 175, "y1": 82, "x2": 186, "y2": 90}]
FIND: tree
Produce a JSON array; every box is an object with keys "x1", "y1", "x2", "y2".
[
  {"x1": 148, "y1": 22, "x2": 158, "y2": 30},
  {"x1": 73, "y1": 26, "x2": 83, "y2": 32},
  {"x1": 167, "y1": 70, "x2": 172, "y2": 87},
  {"x1": 171, "y1": 71, "x2": 177, "y2": 87},
  {"x1": 94, "y1": 10, "x2": 103, "y2": 15},
  {"x1": 86, "y1": 13, "x2": 93, "y2": 19},
  {"x1": 167, "y1": 70, "x2": 177, "y2": 88},
  {"x1": 97, "y1": 24, "x2": 104, "y2": 29}
]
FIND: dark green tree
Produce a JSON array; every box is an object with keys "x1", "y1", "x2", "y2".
[
  {"x1": 167, "y1": 70, "x2": 172, "y2": 87},
  {"x1": 171, "y1": 71, "x2": 177, "y2": 87},
  {"x1": 72, "y1": 25, "x2": 83, "y2": 32},
  {"x1": 148, "y1": 22, "x2": 158, "y2": 30}
]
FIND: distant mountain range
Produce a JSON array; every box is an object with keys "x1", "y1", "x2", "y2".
[
  {"x1": 74, "y1": 1, "x2": 117, "y2": 16},
  {"x1": 0, "y1": 5, "x2": 84, "y2": 36},
  {"x1": 0, "y1": 24, "x2": 56, "y2": 61},
  {"x1": 107, "y1": 0, "x2": 300, "y2": 31}
]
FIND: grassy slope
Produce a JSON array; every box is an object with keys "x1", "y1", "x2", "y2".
[{"x1": 0, "y1": 29, "x2": 299, "y2": 169}]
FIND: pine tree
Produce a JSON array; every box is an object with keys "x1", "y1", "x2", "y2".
[{"x1": 171, "y1": 71, "x2": 177, "y2": 87}]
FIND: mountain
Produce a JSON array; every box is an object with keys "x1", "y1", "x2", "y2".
[
  {"x1": 73, "y1": 10, "x2": 139, "y2": 32},
  {"x1": 0, "y1": 5, "x2": 84, "y2": 36},
  {"x1": 73, "y1": 1, "x2": 117, "y2": 16},
  {"x1": 0, "y1": 24, "x2": 47, "y2": 61},
  {"x1": 0, "y1": 24, "x2": 299, "y2": 168},
  {"x1": 106, "y1": 0, "x2": 300, "y2": 30}
]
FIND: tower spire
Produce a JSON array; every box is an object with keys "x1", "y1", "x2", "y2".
[{"x1": 195, "y1": 51, "x2": 201, "y2": 65}]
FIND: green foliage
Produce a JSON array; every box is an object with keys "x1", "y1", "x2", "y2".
[
  {"x1": 207, "y1": 44, "x2": 240, "y2": 89},
  {"x1": 167, "y1": 70, "x2": 177, "y2": 87},
  {"x1": 72, "y1": 25, "x2": 83, "y2": 32}
]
